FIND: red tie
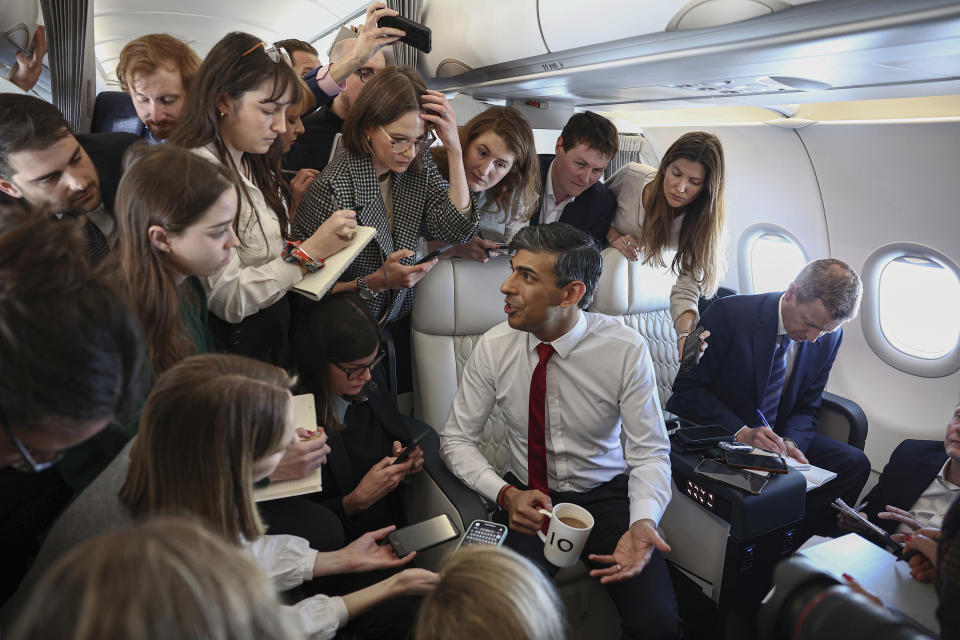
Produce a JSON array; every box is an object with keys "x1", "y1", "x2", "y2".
[{"x1": 528, "y1": 343, "x2": 555, "y2": 495}]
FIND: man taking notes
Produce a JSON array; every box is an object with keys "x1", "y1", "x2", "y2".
[
  {"x1": 440, "y1": 223, "x2": 679, "y2": 639},
  {"x1": 667, "y1": 258, "x2": 870, "y2": 537}
]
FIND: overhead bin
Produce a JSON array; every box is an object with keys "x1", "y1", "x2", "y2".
[{"x1": 426, "y1": 0, "x2": 960, "y2": 107}]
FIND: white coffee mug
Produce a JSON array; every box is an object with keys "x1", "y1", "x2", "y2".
[{"x1": 537, "y1": 502, "x2": 595, "y2": 568}]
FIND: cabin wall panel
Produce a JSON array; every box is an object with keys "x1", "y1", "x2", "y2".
[{"x1": 799, "y1": 120, "x2": 960, "y2": 466}]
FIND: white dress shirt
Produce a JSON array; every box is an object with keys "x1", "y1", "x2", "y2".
[
  {"x1": 902, "y1": 459, "x2": 960, "y2": 532},
  {"x1": 440, "y1": 311, "x2": 673, "y2": 526},
  {"x1": 247, "y1": 534, "x2": 349, "y2": 639},
  {"x1": 193, "y1": 145, "x2": 304, "y2": 323},
  {"x1": 538, "y1": 159, "x2": 576, "y2": 225}
]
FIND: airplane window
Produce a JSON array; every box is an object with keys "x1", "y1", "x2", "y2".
[
  {"x1": 878, "y1": 256, "x2": 960, "y2": 360},
  {"x1": 861, "y1": 243, "x2": 960, "y2": 378},
  {"x1": 749, "y1": 233, "x2": 807, "y2": 294}
]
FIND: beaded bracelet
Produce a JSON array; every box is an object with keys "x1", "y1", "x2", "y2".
[{"x1": 281, "y1": 240, "x2": 325, "y2": 273}]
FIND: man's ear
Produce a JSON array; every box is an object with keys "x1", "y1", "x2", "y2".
[
  {"x1": 555, "y1": 136, "x2": 564, "y2": 156},
  {"x1": 147, "y1": 225, "x2": 172, "y2": 253},
  {"x1": 0, "y1": 177, "x2": 23, "y2": 199},
  {"x1": 559, "y1": 280, "x2": 586, "y2": 309},
  {"x1": 784, "y1": 281, "x2": 798, "y2": 302}
]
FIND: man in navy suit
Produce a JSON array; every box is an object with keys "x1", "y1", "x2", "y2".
[
  {"x1": 855, "y1": 404, "x2": 960, "y2": 536},
  {"x1": 667, "y1": 259, "x2": 870, "y2": 535},
  {"x1": 531, "y1": 111, "x2": 618, "y2": 248}
]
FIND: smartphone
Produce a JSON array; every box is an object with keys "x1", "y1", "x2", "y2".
[
  {"x1": 414, "y1": 244, "x2": 452, "y2": 265},
  {"x1": 377, "y1": 15, "x2": 432, "y2": 53},
  {"x1": 724, "y1": 450, "x2": 789, "y2": 474},
  {"x1": 455, "y1": 519, "x2": 508, "y2": 551},
  {"x1": 392, "y1": 429, "x2": 430, "y2": 465},
  {"x1": 678, "y1": 325, "x2": 706, "y2": 375},
  {"x1": 387, "y1": 514, "x2": 459, "y2": 556},
  {"x1": 695, "y1": 458, "x2": 768, "y2": 495},
  {"x1": 677, "y1": 424, "x2": 732, "y2": 445}
]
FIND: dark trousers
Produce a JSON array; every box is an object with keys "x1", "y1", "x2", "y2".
[
  {"x1": 804, "y1": 433, "x2": 871, "y2": 537},
  {"x1": 496, "y1": 473, "x2": 681, "y2": 640}
]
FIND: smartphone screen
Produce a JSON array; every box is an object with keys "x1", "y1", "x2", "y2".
[
  {"x1": 679, "y1": 425, "x2": 731, "y2": 443},
  {"x1": 724, "y1": 451, "x2": 789, "y2": 474},
  {"x1": 695, "y1": 458, "x2": 768, "y2": 495},
  {"x1": 455, "y1": 519, "x2": 508, "y2": 550},
  {"x1": 414, "y1": 244, "x2": 452, "y2": 265},
  {"x1": 388, "y1": 514, "x2": 459, "y2": 556}
]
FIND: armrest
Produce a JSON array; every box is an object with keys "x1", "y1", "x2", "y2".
[
  {"x1": 402, "y1": 419, "x2": 489, "y2": 531},
  {"x1": 819, "y1": 391, "x2": 868, "y2": 450}
]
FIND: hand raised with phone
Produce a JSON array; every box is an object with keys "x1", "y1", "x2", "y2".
[
  {"x1": 342, "y1": 452, "x2": 416, "y2": 514},
  {"x1": 364, "y1": 249, "x2": 438, "y2": 291}
]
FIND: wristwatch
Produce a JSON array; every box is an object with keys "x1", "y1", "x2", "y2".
[{"x1": 356, "y1": 276, "x2": 375, "y2": 301}]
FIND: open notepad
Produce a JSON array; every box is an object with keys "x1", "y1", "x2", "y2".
[
  {"x1": 254, "y1": 394, "x2": 323, "y2": 502},
  {"x1": 291, "y1": 226, "x2": 377, "y2": 301}
]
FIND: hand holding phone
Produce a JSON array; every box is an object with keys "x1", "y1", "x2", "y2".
[
  {"x1": 678, "y1": 325, "x2": 707, "y2": 375},
  {"x1": 392, "y1": 429, "x2": 430, "y2": 465},
  {"x1": 414, "y1": 244, "x2": 452, "y2": 265},
  {"x1": 377, "y1": 14, "x2": 432, "y2": 53}
]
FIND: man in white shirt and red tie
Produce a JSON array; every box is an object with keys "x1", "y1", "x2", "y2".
[{"x1": 440, "y1": 223, "x2": 680, "y2": 639}]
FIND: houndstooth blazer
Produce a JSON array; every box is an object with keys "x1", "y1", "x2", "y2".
[{"x1": 294, "y1": 149, "x2": 479, "y2": 321}]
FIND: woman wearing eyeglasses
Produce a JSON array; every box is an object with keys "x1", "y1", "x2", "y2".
[
  {"x1": 294, "y1": 293, "x2": 425, "y2": 540},
  {"x1": 294, "y1": 65, "x2": 479, "y2": 324},
  {"x1": 170, "y1": 32, "x2": 358, "y2": 366}
]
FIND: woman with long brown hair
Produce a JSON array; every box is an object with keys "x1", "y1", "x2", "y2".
[
  {"x1": 5, "y1": 354, "x2": 438, "y2": 639},
  {"x1": 170, "y1": 32, "x2": 357, "y2": 364},
  {"x1": 605, "y1": 131, "x2": 728, "y2": 355},
  {"x1": 431, "y1": 106, "x2": 540, "y2": 261},
  {"x1": 108, "y1": 144, "x2": 239, "y2": 376},
  {"x1": 294, "y1": 65, "x2": 478, "y2": 323}
]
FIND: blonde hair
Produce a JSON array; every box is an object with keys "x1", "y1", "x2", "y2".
[
  {"x1": 9, "y1": 516, "x2": 303, "y2": 640},
  {"x1": 416, "y1": 547, "x2": 567, "y2": 640},
  {"x1": 119, "y1": 354, "x2": 294, "y2": 542},
  {"x1": 640, "y1": 131, "x2": 727, "y2": 298}
]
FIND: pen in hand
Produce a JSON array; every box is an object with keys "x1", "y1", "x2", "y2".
[{"x1": 755, "y1": 408, "x2": 786, "y2": 454}]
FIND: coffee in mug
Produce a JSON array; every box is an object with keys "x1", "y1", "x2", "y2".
[{"x1": 537, "y1": 503, "x2": 595, "y2": 568}]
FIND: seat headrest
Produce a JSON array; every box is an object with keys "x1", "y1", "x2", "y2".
[
  {"x1": 412, "y1": 256, "x2": 513, "y2": 336},
  {"x1": 590, "y1": 248, "x2": 675, "y2": 316}
]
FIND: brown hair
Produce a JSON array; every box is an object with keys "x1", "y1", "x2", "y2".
[
  {"x1": 274, "y1": 38, "x2": 318, "y2": 57},
  {"x1": 169, "y1": 32, "x2": 304, "y2": 243},
  {"x1": 116, "y1": 34, "x2": 202, "y2": 94},
  {"x1": 793, "y1": 258, "x2": 862, "y2": 322},
  {"x1": 341, "y1": 65, "x2": 429, "y2": 171},
  {"x1": 294, "y1": 292, "x2": 382, "y2": 430},
  {"x1": 559, "y1": 111, "x2": 618, "y2": 159},
  {"x1": 416, "y1": 546, "x2": 567, "y2": 640},
  {"x1": 119, "y1": 353, "x2": 294, "y2": 542},
  {"x1": 0, "y1": 94, "x2": 71, "y2": 178},
  {"x1": 9, "y1": 517, "x2": 304, "y2": 640},
  {"x1": 639, "y1": 131, "x2": 727, "y2": 298},
  {"x1": 0, "y1": 201, "x2": 145, "y2": 430},
  {"x1": 290, "y1": 76, "x2": 317, "y2": 116},
  {"x1": 432, "y1": 106, "x2": 540, "y2": 222},
  {"x1": 107, "y1": 144, "x2": 237, "y2": 375}
]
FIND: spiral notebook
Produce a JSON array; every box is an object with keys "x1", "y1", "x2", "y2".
[
  {"x1": 291, "y1": 225, "x2": 377, "y2": 301},
  {"x1": 254, "y1": 394, "x2": 324, "y2": 502}
]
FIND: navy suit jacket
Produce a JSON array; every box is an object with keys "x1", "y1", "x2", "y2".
[
  {"x1": 861, "y1": 439, "x2": 948, "y2": 535},
  {"x1": 76, "y1": 132, "x2": 140, "y2": 214},
  {"x1": 666, "y1": 291, "x2": 843, "y2": 452},
  {"x1": 531, "y1": 155, "x2": 616, "y2": 248}
]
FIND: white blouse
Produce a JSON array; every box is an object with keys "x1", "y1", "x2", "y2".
[
  {"x1": 246, "y1": 534, "x2": 349, "y2": 640},
  {"x1": 192, "y1": 145, "x2": 304, "y2": 323}
]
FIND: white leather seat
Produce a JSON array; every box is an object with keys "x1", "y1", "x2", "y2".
[{"x1": 409, "y1": 250, "x2": 680, "y2": 640}]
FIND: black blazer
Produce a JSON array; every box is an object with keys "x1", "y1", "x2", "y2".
[
  {"x1": 76, "y1": 132, "x2": 140, "y2": 214},
  {"x1": 861, "y1": 439, "x2": 948, "y2": 535},
  {"x1": 319, "y1": 366, "x2": 412, "y2": 537},
  {"x1": 530, "y1": 154, "x2": 616, "y2": 248}
]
